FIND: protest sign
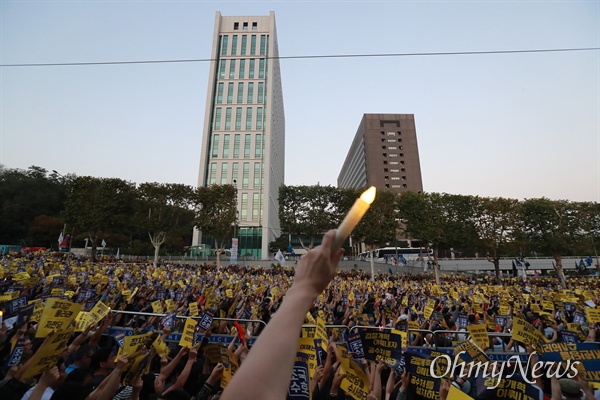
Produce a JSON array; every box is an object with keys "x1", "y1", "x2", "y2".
[
  {"x1": 315, "y1": 317, "x2": 329, "y2": 351},
  {"x1": 340, "y1": 359, "x2": 370, "y2": 400},
  {"x1": 475, "y1": 374, "x2": 543, "y2": 400},
  {"x1": 23, "y1": 328, "x2": 74, "y2": 380},
  {"x1": 189, "y1": 302, "x2": 199, "y2": 317},
  {"x1": 511, "y1": 317, "x2": 547, "y2": 347},
  {"x1": 115, "y1": 332, "x2": 153, "y2": 362},
  {"x1": 359, "y1": 329, "x2": 404, "y2": 369},
  {"x1": 467, "y1": 324, "x2": 488, "y2": 348},
  {"x1": 198, "y1": 310, "x2": 214, "y2": 331},
  {"x1": 454, "y1": 339, "x2": 491, "y2": 364},
  {"x1": 297, "y1": 337, "x2": 318, "y2": 377},
  {"x1": 404, "y1": 350, "x2": 443, "y2": 400},
  {"x1": 153, "y1": 335, "x2": 169, "y2": 357},
  {"x1": 35, "y1": 298, "x2": 81, "y2": 338},
  {"x1": 219, "y1": 347, "x2": 239, "y2": 389},
  {"x1": 179, "y1": 318, "x2": 198, "y2": 348},
  {"x1": 288, "y1": 352, "x2": 310, "y2": 400}
]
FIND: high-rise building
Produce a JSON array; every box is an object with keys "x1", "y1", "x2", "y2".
[
  {"x1": 194, "y1": 12, "x2": 285, "y2": 260},
  {"x1": 337, "y1": 114, "x2": 423, "y2": 193}
]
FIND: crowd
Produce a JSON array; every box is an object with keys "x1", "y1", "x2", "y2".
[{"x1": 0, "y1": 231, "x2": 599, "y2": 400}]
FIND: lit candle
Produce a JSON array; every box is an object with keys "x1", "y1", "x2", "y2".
[{"x1": 333, "y1": 186, "x2": 376, "y2": 250}]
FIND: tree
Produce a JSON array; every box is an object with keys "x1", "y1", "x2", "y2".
[
  {"x1": 575, "y1": 201, "x2": 600, "y2": 269},
  {"x1": 351, "y1": 188, "x2": 400, "y2": 280},
  {"x1": 519, "y1": 198, "x2": 581, "y2": 288},
  {"x1": 135, "y1": 182, "x2": 196, "y2": 267},
  {"x1": 278, "y1": 185, "x2": 343, "y2": 250},
  {"x1": 0, "y1": 165, "x2": 67, "y2": 246},
  {"x1": 397, "y1": 192, "x2": 474, "y2": 284},
  {"x1": 471, "y1": 196, "x2": 520, "y2": 282},
  {"x1": 193, "y1": 184, "x2": 237, "y2": 268},
  {"x1": 65, "y1": 176, "x2": 136, "y2": 260}
]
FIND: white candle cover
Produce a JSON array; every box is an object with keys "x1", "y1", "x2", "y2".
[{"x1": 333, "y1": 186, "x2": 376, "y2": 250}]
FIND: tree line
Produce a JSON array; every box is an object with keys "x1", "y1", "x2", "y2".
[{"x1": 1, "y1": 165, "x2": 599, "y2": 287}]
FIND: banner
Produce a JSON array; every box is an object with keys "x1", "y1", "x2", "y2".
[
  {"x1": 403, "y1": 350, "x2": 444, "y2": 400},
  {"x1": 219, "y1": 347, "x2": 239, "y2": 389},
  {"x1": 475, "y1": 373, "x2": 543, "y2": 400},
  {"x1": 340, "y1": 358, "x2": 370, "y2": 400},
  {"x1": 511, "y1": 317, "x2": 547, "y2": 347}
]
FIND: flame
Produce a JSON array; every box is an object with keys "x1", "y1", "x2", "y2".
[{"x1": 360, "y1": 186, "x2": 377, "y2": 205}]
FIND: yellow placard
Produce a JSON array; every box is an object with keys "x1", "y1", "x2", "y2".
[
  {"x1": 449, "y1": 385, "x2": 475, "y2": 399},
  {"x1": 466, "y1": 324, "x2": 489, "y2": 348},
  {"x1": 219, "y1": 347, "x2": 239, "y2": 389},
  {"x1": 22, "y1": 328, "x2": 74, "y2": 380},
  {"x1": 115, "y1": 332, "x2": 154, "y2": 362},
  {"x1": 189, "y1": 302, "x2": 199, "y2": 317},
  {"x1": 315, "y1": 317, "x2": 329, "y2": 351},
  {"x1": 178, "y1": 318, "x2": 198, "y2": 348},
  {"x1": 512, "y1": 317, "x2": 548, "y2": 346},
  {"x1": 88, "y1": 300, "x2": 111, "y2": 327},
  {"x1": 74, "y1": 312, "x2": 92, "y2": 332},
  {"x1": 423, "y1": 306, "x2": 434, "y2": 320},
  {"x1": 165, "y1": 299, "x2": 175, "y2": 312},
  {"x1": 36, "y1": 298, "x2": 82, "y2": 338},
  {"x1": 151, "y1": 300, "x2": 164, "y2": 314},
  {"x1": 340, "y1": 359, "x2": 370, "y2": 400},
  {"x1": 153, "y1": 335, "x2": 169, "y2": 358},
  {"x1": 297, "y1": 337, "x2": 318, "y2": 378}
]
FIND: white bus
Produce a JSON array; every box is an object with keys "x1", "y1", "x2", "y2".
[{"x1": 357, "y1": 247, "x2": 433, "y2": 263}]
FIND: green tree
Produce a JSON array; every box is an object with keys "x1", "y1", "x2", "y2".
[
  {"x1": 519, "y1": 198, "x2": 581, "y2": 287},
  {"x1": 279, "y1": 185, "x2": 343, "y2": 250},
  {"x1": 0, "y1": 165, "x2": 67, "y2": 246},
  {"x1": 135, "y1": 182, "x2": 196, "y2": 267},
  {"x1": 65, "y1": 176, "x2": 136, "y2": 260},
  {"x1": 575, "y1": 201, "x2": 600, "y2": 269},
  {"x1": 193, "y1": 184, "x2": 237, "y2": 267},
  {"x1": 471, "y1": 196, "x2": 520, "y2": 282}
]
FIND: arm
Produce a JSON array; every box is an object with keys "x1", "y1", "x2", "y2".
[
  {"x1": 221, "y1": 230, "x2": 342, "y2": 400},
  {"x1": 162, "y1": 347, "x2": 198, "y2": 395},
  {"x1": 395, "y1": 372, "x2": 410, "y2": 400},
  {"x1": 369, "y1": 362, "x2": 385, "y2": 400},
  {"x1": 196, "y1": 363, "x2": 224, "y2": 400},
  {"x1": 28, "y1": 367, "x2": 59, "y2": 400},
  {"x1": 87, "y1": 354, "x2": 128, "y2": 400}
]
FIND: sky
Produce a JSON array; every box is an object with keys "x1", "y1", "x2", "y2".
[{"x1": 1, "y1": 1, "x2": 599, "y2": 202}]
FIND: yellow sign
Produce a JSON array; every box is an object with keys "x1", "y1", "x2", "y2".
[
  {"x1": 153, "y1": 335, "x2": 169, "y2": 357},
  {"x1": 297, "y1": 337, "x2": 318, "y2": 378},
  {"x1": 115, "y1": 332, "x2": 153, "y2": 362},
  {"x1": 340, "y1": 359, "x2": 370, "y2": 400},
  {"x1": 315, "y1": 317, "x2": 329, "y2": 351},
  {"x1": 178, "y1": 318, "x2": 198, "y2": 348},
  {"x1": 36, "y1": 298, "x2": 82, "y2": 338},
  {"x1": 88, "y1": 300, "x2": 111, "y2": 327},
  {"x1": 219, "y1": 347, "x2": 239, "y2": 389},
  {"x1": 151, "y1": 300, "x2": 164, "y2": 314},
  {"x1": 512, "y1": 317, "x2": 548, "y2": 346},
  {"x1": 466, "y1": 324, "x2": 489, "y2": 348},
  {"x1": 22, "y1": 328, "x2": 74, "y2": 380},
  {"x1": 585, "y1": 308, "x2": 600, "y2": 324},
  {"x1": 189, "y1": 302, "x2": 199, "y2": 317}
]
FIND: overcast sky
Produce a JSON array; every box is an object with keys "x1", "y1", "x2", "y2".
[{"x1": 1, "y1": 1, "x2": 598, "y2": 202}]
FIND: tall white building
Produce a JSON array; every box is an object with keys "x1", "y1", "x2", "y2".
[{"x1": 194, "y1": 12, "x2": 285, "y2": 260}]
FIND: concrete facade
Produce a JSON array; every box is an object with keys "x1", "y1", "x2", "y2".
[
  {"x1": 337, "y1": 114, "x2": 423, "y2": 193},
  {"x1": 194, "y1": 12, "x2": 285, "y2": 260}
]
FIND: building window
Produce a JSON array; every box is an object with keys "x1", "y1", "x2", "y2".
[
  {"x1": 234, "y1": 22, "x2": 239, "y2": 30},
  {"x1": 233, "y1": 135, "x2": 240, "y2": 158},
  {"x1": 235, "y1": 108, "x2": 242, "y2": 130},
  {"x1": 244, "y1": 134, "x2": 251, "y2": 158},
  {"x1": 403, "y1": 184, "x2": 407, "y2": 188},
  {"x1": 221, "y1": 35, "x2": 228, "y2": 56},
  {"x1": 257, "y1": 82, "x2": 264, "y2": 103},
  {"x1": 253, "y1": 162, "x2": 260, "y2": 188},
  {"x1": 217, "y1": 83, "x2": 224, "y2": 104},
  {"x1": 227, "y1": 83, "x2": 234, "y2": 104},
  {"x1": 249, "y1": 59, "x2": 255, "y2": 79},
  {"x1": 237, "y1": 83, "x2": 244, "y2": 104},
  {"x1": 241, "y1": 193, "x2": 248, "y2": 220},
  {"x1": 211, "y1": 135, "x2": 220, "y2": 158},
  {"x1": 256, "y1": 108, "x2": 263, "y2": 130},
  {"x1": 389, "y1": 154, "x2": 398, "y2": 157},
  {"x1": 255, "y1": 134, "x2": 262, "y2": 158},
  {"x1": 250, "y1": 35, "x2": 256, "y2": 55},
  {"x1": 219, "y1": 60, "x2": 226, "y2": 79},
  {"x1": 388, "y1": 146, "x2": 397, "y2": 150},
  {"x1": 391, "y1": 185, "x2": 402, "y2": 188},
  {"x1": 383, "y1": 153, "x2": 387, "y2": 157},
  {"x1": 239, "y1": 59, "x2": 245, "y2": 79},
  {"x1": 214, "y1": 108, "x2": 221, "y2": 130},
  {"x1": 229, "y1": 59, "x2": 236, "y2": 79},
  {"x1": 252, "y1": 22, "x2": 257, "y2": 30},
  {"x1": 260, "y1": 35, "x2": 266, "y2": 55},
  {"x1": 389, "y1": 161, "x2": 398, "y2": 165},
  {"x1": 209, "y1": 163, "x2": 217, "y2": 185},
  {"x1": 242, "y1": 162, "x2": 249, "y2": 188},
  {"x1": 223, "y1": 134, "x2": 230, "y2": 158},
  {"x1": 391, "y1": 177, "x2": 400, "y2": 181},
  {"x1": 232, "y1": 162, "x2": 239, "y2": 184},
  {"x1": 400, "y1": 160, "x2": 405, "y2": 165},
  {"x1": 387, "y1": 139, "x2": 396, "y2": 143},
  {"x1": 252, "y1": 193, "x2": 260, "y2": 221},
  {"x1": 387, "y1": 132, "x2": 395, "y2": 136},
  {"x1": 225, "y1": 108, "x2": 232, "y2": 130},
  {"x1": 221, "y1": 163, "x2": 228, "y2": 184},
  {"x1": 246, "y1": 108, "x2": 252, "y2": 130},
  {"x1": 390, "y1": 169, "x2": 399, "y2": 173},
  {"x1": 241, "y1": 36, "x2": 247, "y2": 55},
  {"x1": 231, "y1": 35, "x2": 237, "y2": 55},
  {"x1": 382, "y1": 146, "x2": 386, "y2": 150},
  {"x1": 259, "y1": 59, "x2": 265, "y2": 79},
  {"x1": 399, "y1": 153, "x2": 404, "y2": 157},
  {"x1": 247, "y1": 82, "x2": 254, "y2": 103},
  {"x1": 401, "y1": 168, "x2": 406, "y2": 172},
  {"x1": 243, "y1": 22, "x2": 248, "y2": 30}
]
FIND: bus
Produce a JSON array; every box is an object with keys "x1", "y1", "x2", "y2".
[{"x1": 357, "y1": 247, "x2": 433, "y2": 263}]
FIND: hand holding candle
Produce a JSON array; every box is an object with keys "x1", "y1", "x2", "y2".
[{"x1": 332, "y1": 186, "x2": 376, "y2": 250}]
